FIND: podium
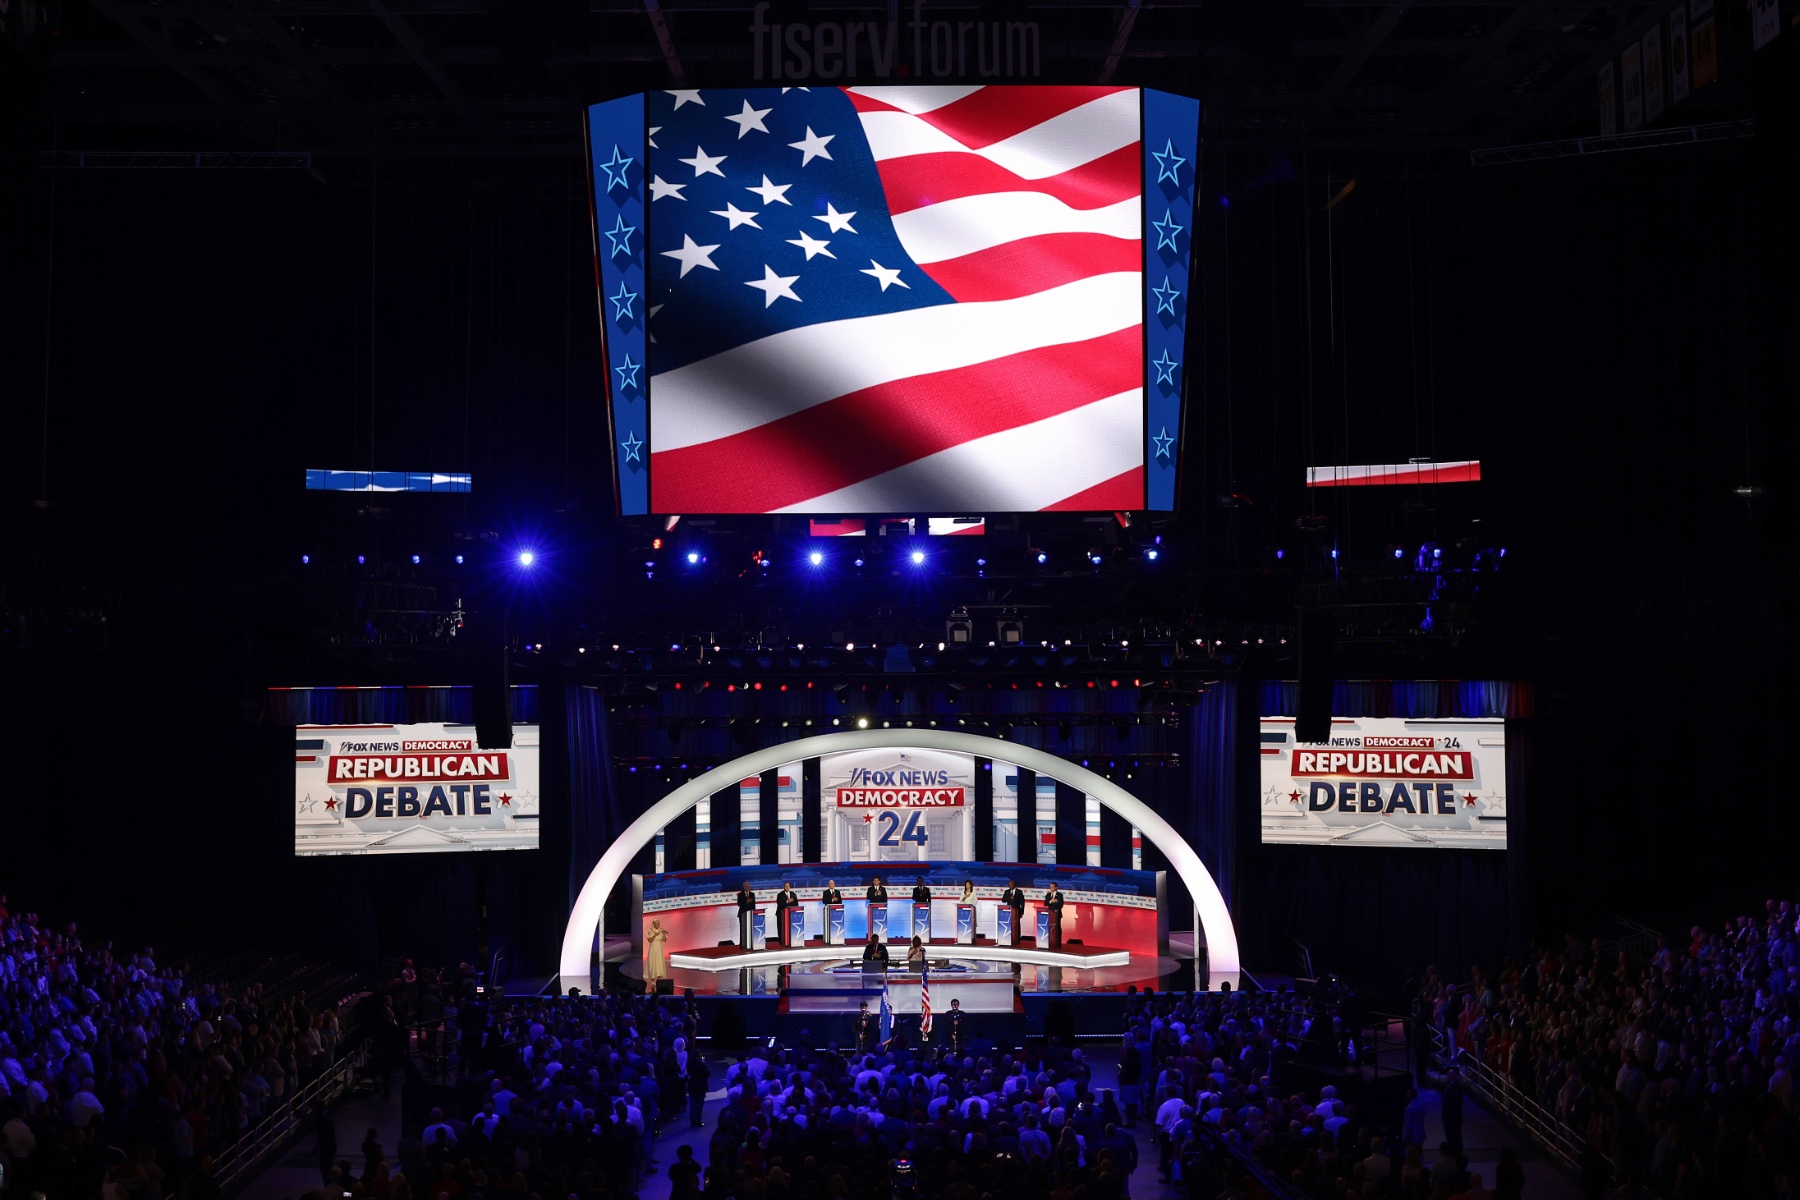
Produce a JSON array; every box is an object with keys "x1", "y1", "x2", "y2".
[
  {"x1": 740, "y1": 907, "x2": 765, "y2": 950},
  {"x1": 786, "y1": 906, "x2": 806, "y2": 946},
  {"x1": 912, "y1": 903, "x2": 931, "y2": 939},
  {"x1": 826, "y1": 903, "x2": 846, "y2": 945},
  {"x1": 871, "y1": 903, "x2": 889, "y2": 940},
  {"x1": 996, "y1": 906, "x2": 1014, "y2": 946},
  {"x1": 1036, "y1": 910, "x2": 1051, "y2": 946},
  {"x1": 955, "y1": 904, "x2": 975, "y2": 944}
]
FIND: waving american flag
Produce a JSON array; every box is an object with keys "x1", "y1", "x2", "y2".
[{"x1": 643, "y1": 85, "x2": 1146, "y2": 514}]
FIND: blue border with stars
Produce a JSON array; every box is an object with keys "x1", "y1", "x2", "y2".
[
  {"x1": 587, "y1": 96, "x2": 649, "y2": 516},
  {"x1": 1142, "y1": 88, "x2": 1200, "y2": 512}
]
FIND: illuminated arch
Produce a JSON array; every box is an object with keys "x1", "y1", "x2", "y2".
[{"x1": 559, "y1": 729, "x2": 1239, "y2": 981}]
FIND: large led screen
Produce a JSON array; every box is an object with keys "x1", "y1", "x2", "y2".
[
  {"x1": 1259, "y1": 717, "x2": 1507, "y2": 849},
  {"x1": 295, "y1": 722, "x2": 540, "y2": 856},
  {"x1": 587, "y1": 85, "x2": 1199, "y2": 514}
]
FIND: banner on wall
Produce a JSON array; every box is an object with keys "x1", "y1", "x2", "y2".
[
  {"x1": 1260, "y1": 717, "x2": 1506, "y2": 849},
  {"x1": 821, "y1": 747, "x2": 976, "y2": 862},
  {"x1": 1691, "y1": 0, "x2": 1718, "y2": 90},
  {"x1": 295, "y1": 723, "x2": 541, "y2": 855},
  {"x1": 1642, "y1": 26, "x2": 1665, "y2": 121},
  {"x1": 1669, "y1": 8, "x2": 1690, "y2": 105},
  {"x1": 1622, "y1": 43, "x2": 1644, "y2": 130}
]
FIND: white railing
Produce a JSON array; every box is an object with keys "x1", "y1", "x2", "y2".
[
  {"x1": 1426, "y1": 1026, "x2": 1605, "y2": 1177},
  {"x1": 214, "y1": 1037, "x2": 371, "y2": 1193}
]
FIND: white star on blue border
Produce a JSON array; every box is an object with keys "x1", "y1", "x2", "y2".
[
  {"x1": 1152, "y1": 210, "x2": 1185, "y2": 253},
  {"x1": 1152, "y1": 427, "x2": 1175, "y2": 459},
  {"x1": 599, "y1": 145, "x2": 634, "y2": 193},
  {"x1": 1153, "y1": 139, "x2": 1186, "y2": 185},
  {"x1": 609, "y1": 281, "x2": 638, "y2": 322},
  {"x1": 614, "y1": 355, "x2": 640, "y2": 391},
  {"x1": 620, "y1": 431, "x2": 644, "y2": 462},
  {"x1": 1152, "y1": 277, "x2": 1181, "y2": 315},
  {"x1": 604, "y1": 215, "x2": 636, "y2": 258},
  {"x1": 1152, "y1": 350, "x2": 1180, "y2": 386}
]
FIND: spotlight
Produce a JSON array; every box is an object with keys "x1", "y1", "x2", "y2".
[
  {"x1": 809, "y1": 550, "x2": 824, "y2": 566},
  {"x1": 1330, "y1": 548, "x2": 1338, "y2": 559},
  {"x1": 1393, "y1": 547, "x2": 1404, "y2": 559},
  {"x1": 357, "y1": 555, "x2": 366, "y2": 565},
  {"x1": 301, "y1": 554, "x2": 310, "y2": 565},
  {"x1": 1145, "y1": 548, "x2": 1159, "y2": 561},
  {"x1": 976, "y1": 557, "x2": 987, "y2": 567},
  {"x1": 454, "y1": 554, "x2": 465, "y2": 565},
  {"x1": 1275, "y1": 549, "x2": 1285, "y2": 560},
  {"x1": 857, "y1": 717, "x2": 869, "y2": 729},
  {"x1": 411, "y1": 554, "x2": 421, "y2": 565},
  {"x1": 910, "y1": 549, "x2": 926, "y2": 565},
  {"x1": 854, "y1": 557, "x2": 865, "y2": 567},
  {"x1": 1088, "y1": 549, "x2": 1103, "y2": 565},
  {"x1": 518, "y1": 550, "x2": 535, "y2": 567},
  {"x1": 687, "y1": 551, "x2": 701, "y2": 565}
]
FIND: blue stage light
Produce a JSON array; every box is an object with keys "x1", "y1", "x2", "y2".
[
  {"x1": 1089, "y1": 551, "x2": 1103, "y2": 564},
  {"x1": 1036, "y1": 551, "x2": 1048, "y2": 564},
  {"x1": 687, "y1": 551, "x2": 700, "y2": 565},
  {"x1": 301, "y1": 554, "x2": 310, "y2": 565},
  {"x1": 356, "y1": 555, "x2": 366, "y2": 565},
  {"x1": 411, "y1": 554, "x2": 421, "y2": 565},
  {"x1": 1432, "y1": 547, "x2": 1442, "y2": 559},
  {"x1": 518, "y1": 550, "x2": 535, "y2": 567},
  {"x1": 1145, "y1": 548, "x2": 1159, "y2": 561},
  {"x1": 1394, "y1": 547, "x2": 1404, "y2": 559},
  {"x1": 911, "y1": 549, "x2": 926, "y2": 565},
  {"x1": 976, "y1": 557, "x2": 987, "y2": 567},
  {"x1": 455, "y1": 554, "x2": 464, "y2": 565},
  {"x1": 853, "y1": 557, "x2": 865, "y2": 568},
  {"x1": 1330, "y1": 548, "x2": 1339, "y2": 559},
  {"x1": 809, "y1": 551, "x2": 824, "y2": 566},
  {"x1": 1276, "y1": 549, "x2": 1284, "y2": 560}
]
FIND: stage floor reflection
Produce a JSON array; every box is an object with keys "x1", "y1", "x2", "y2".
[{"x1": 618, "y1": 951, "x2": 1206, "y2": 997}]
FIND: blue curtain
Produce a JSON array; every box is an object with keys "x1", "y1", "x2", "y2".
[
  {"x1": 565, "y1": 686, "x2": 624, "y2": 916},
  {"x1": 1187, "y1": 683, "x2": 1239, "y2": 913},
  {"x1": 1257, "y1": 678, "x2": 1532, "y2": 719},
  {"x1": 265, "y1": 684, "x2": 538, "y2": 726}
]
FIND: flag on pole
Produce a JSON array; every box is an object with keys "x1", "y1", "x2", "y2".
[
  {"x1": 920, "y1": 964, "x2": 933, "y2": 1040},
  {"x1": 878, "y1": 976, "x2": 894, "y2": 1046}
]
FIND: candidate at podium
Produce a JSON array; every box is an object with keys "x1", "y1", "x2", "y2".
[
  {"x1": 866, "y1": 878, "x2": 888, "y2": 904},
  {"x1": 911, "y1": 880, "x2": 933, "y2": 905},
  {"x1": 736, "y1": 881, "x2": 759, "y2": 948},
  {"x1": 1001, "y1": 881, "x2": 1027, "y2": 946},
  {"x1": 860, "y1": 935, "x2": 890, "y2": 970},
  {"x1": 820, "y1": 881, "x2": 844, "y2": 905},
  {"x1": 774, "y1": 881, "x2": 801, "y2": 946},
  {"x1": 1043, "y1": 882, "x2": 1067, "y2": 949}
]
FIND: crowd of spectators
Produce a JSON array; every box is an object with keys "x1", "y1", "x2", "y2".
[
  {"x1": 1125, "y1": 990, "x2": 1513, "y2": 1200},
  {"x1": 1427, "y1": 901, "x2": 1800, "y2": 1199},
  {"x1": 0, "y1": 895, "x2": 354, "y2": 1200}
]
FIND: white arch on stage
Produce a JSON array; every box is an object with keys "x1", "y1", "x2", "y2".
[{"x1": 558, "y1": 729, "x2": 1239, "y2": 982}]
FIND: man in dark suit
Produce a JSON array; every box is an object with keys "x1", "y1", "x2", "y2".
[
  {"x1": 775, "y1": 881, "x2": 801, "y2": 946},
  {"x1": 861, "y1": 935, "x2": 889, "y2": 970},
  {"x1": 944, "y1": 998, "x2": 966, "y2": 1054},
  {"x1": 855, "y1": 1001, "x2": 878, "y2": 1053},
  {"x1": 736, "y1": 882, "x2": 759, "y2": 949},
  {"x1": 1043, "y1": 882, "x2": 1066, "y2": 949},
  {"x1": 820, "y1": 880, "x2": 843, "y2": 905},
  {"x1": 860, "y1": 877, "x2": 882, "y2": 942},
  {"x1": 911, "y1": 879, "x2": 933, "y2": 905},
  {"x1": 1001, "y1": 880, "x2": 1027, "y2": 947}
]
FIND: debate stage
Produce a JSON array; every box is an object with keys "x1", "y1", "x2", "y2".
[{"x1": 669, "y1": 936, "x2": 1130, "y2": 972}]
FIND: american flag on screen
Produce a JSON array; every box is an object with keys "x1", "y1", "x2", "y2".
[{"x1": 644, "y1": 85, "x2": 1146, "y2": 514}]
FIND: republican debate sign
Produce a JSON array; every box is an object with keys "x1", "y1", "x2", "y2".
[{"x1": 1259, "y1": 717, "x2": 1506, "y2": 849}]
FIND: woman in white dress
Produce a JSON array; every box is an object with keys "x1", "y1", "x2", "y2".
[{"x1": 644, "y1": 919, "x2": 669, "y2": 991}]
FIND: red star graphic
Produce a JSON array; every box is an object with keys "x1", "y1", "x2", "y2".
[
  {"x1": 1287, "y1": 790, "x2": 1303, "y2": 804},
  {"x1": 862, "y1": 813, "x2": 874, "y2": 824},
  {"x1": 1462, "y1": 793, "x2": 1477, "y2": 807},
  {"x1": 324, "y1": 797, "x2": 338, "y2": 811},
  {"x1": 497, "y1": 793, "x2": 513, "y2": 806}
]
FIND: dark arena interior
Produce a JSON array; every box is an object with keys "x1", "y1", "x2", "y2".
[{"x1": 4, "y1": 3, "x2": 1800, "y2": 1199}]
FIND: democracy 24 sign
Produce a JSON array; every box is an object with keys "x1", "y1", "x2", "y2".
[
  {"x1": 1259, "y1": 717, "x2": 1506, "y2": 849},
  {"x1": 294, "y1": 722, "x2": 541, "y2": 856}
]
